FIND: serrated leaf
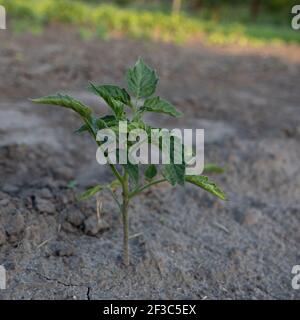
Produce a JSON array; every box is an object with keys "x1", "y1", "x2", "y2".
[
  {"x1": 78, "y1": 185, "x2": 104, "y2": 201},
  {"x1": 31, "y1": 94, "x2": 92, "y2": 119},
  {"x1": 96, "y1": 115, "x2": 117, "y2": 125},
  {"x1": 74, "y1": 117, "x2": 97, "y2": 135},
  {"x1": 75, "y1": 115, "x2": 119, "y2": 135},
  {"x1": 145, "y1": 164, "x2": 157, "y2": 180},
  {"x1": 126, "y1": 58, "x2": 158, "y2": 99},
  {"x1": 163, "y1": 163, "x2": 185, "y2": 186},
  {"x1": 107, "y1": 121, "x2": 151, "y2": 140},
  {"x1": 161, "y1": 135, "x2": 186, "y2": 186},
  {"x1": 89, "y1": 83, "x2": 125, "y2": 119},
  {"x1": 31, "y1": 94, "x2": 96, "y2": 136},
  {"x1": 142, "y1": 96, "x2": 182, "y2": 118},
  {"x1": 203, "y1": 163, "x2": 225, "y2": 174},
  {"x1": 123, "y1": 163, "x2": 139, "y2": 186},
  {"x1": 95, "y1": 115, "x2": 118, "y2": 131},
  {"x1": 89, "y1": 84, "x2": 131, "y2": 105},
  {"x1": 185, "y1": 175, "x2": 226, "y2": 200}
]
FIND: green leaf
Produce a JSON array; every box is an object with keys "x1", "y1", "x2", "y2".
[
  {"x1": 67, "y1": 180, "x2": 77, "y2": 189},
  {"x1": 185, "y1": 175, "x2": 226, "y2": 200},
  {"x1": 89, "y1": 84, "x2": 131, "y2": 105},
  {"x1": 145, "y1": 164, "x2": 157, "y2": 180},
  {"x1": 75, "y1": 115, "x2": 119, "y2": 135},
  {"x1": 123, "y1": 163, "x2": 139, "y2": 186},
  {"x1": 77, "y1": 185, "x2": 104, "y2": 201},
  {"x1": 74, "y1": 123, "x2": 89, "y2": 134},
  {"x1": 31, "y1": 94, "x2": 96, "y2": 137},
  {"x1": 161, "y1": 135, "x2": 185, "y2": 186},
  {"x1": 96, "y1": 115, "x2": 118, "y2": 126},
  {"x1": 31, "y1": 94, "x2": 92, "y2": 119},
  {"x1": 142, "y1": 96, "x2": 182, "y2": 118},
  {"x1": 89, "y1": 83, "x2": 125, "y2": 119},
  {"x1": 163, "y1": 163, "x2": 185, "y2": 186},
  {"x1": 126, "y1": 58, "x2": 158, "y2": 99},
  {"x1": 203, "y1": 163, "x2": 225, "y2": 174},
  {"x1": 109, "y1": 179, "x2": 122, "y2": 192}
]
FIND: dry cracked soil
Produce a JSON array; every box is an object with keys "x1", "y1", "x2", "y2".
[{"x1": 0, "y1": 27, "x2": 300, "y2": 299}]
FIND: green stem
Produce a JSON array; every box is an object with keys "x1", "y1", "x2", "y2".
[
  {"x1": 96, "y1": 138, "x2": 123, "y2": 185},
  {"x1": 96, "y1": 137, "x2": 129, "y2": 265},
  {"x1": 109, "y1": 189, "x2": 122, "y2": 210},
  {"x1": 129, "y1": 178, "x2": 167, "y2": 199},
  {"x1": 129, "y1": 100, "x2": 137, "y2": 114},
  {"x1": 109, "y1": 164, "x2": 123, "y2": 184},
  {"x1": 121, "y1": 172, "x2": 130, "y2": 266}
]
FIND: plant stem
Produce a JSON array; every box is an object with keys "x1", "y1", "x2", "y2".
[
  {"x1": 109, "y1": 189, "x2": 122, "y2": 210},
  {"x1": 129, "y1": 178, "x2": 167, "y2": 199},
  {"x1": 109, "y1": 164, "x2": 123, "y2": 184},
  {"x1": 121, "y1": 172, "x2": 130, "y2": 266}
]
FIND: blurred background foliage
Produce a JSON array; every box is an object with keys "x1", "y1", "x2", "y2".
[{"x1": 2, "y1": 0, "x2": 299, "y2": 45}]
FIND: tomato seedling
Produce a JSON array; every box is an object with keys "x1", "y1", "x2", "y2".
[{"x1": 31, "y1": 58, "x2": 226, "y2": 266}]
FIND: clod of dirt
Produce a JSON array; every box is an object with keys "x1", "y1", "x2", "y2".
[
  {"x1": 0, "y1": 199, "x2": 10, "y2": 206},
  {"x1": 243, "y1": 208, "x2": 262, "y2": 226},
  {"x1": 0, "y1": 226, "x2": 6, "y2": 245},
  {"x1": 233, "y1": 207, "x2": 262, "y2": 226},
  {"x1": 84, "y1": 216, "x2": 109, "y2": 236},
  {"x1": 53, "y1": 166, "x2": 74, "y2": 180},
  {"x1": 35, "y1": 197, "x2": 56, "y2": 215},
  {"x1": 0, "y1": 191, "x2": 9, "y2": 200},
  {"x1": 66, "y1": 209, "x2": 85, "y2": 227},
  {"x1": 2, "y1": 185, "x2": 19, "y2": 193},
  {"x1": 49, "y1": 241, "x2": 75, "y2": 257},
  {"x1": 35, "y1": 188, "x2": 53, "y2": 199},
  {"x1": 61, "y1": 221, "x2": 78, "y2": 234},
  {"x1": 4, "y1": 210, "x2": 25, "y2": 241}
]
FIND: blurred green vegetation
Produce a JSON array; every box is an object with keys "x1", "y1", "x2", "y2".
[{"x1": 2, "y1": 0, "x2": 300, "y2": 45}]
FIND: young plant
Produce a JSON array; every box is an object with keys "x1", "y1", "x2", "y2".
[{"x1": 31, "y1": 58, "x2": 226, "y2": 266}]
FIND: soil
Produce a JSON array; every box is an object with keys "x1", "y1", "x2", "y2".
[{"x1": 0, "y1": 26, "x2": 300, "y2": 299}]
